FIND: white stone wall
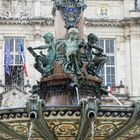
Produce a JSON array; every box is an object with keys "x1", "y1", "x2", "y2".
[{"x1": 0, "y1": 0, "x2": 139, "y2": 99}]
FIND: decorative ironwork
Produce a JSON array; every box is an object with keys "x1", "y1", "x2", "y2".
[{"x1": 52, "y1": 0, "x2": 87, "y2": 29}]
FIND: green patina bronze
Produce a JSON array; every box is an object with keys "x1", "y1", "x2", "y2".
[
  {"x1": 26, "y1": 95, "x2": 57, "y2": 140},
  {"x1": 86, "y1": 33, "x2": 107, "y2": 77},
  {"x1": 28, "y1": 32, "x2": 56, "y2": 76},
  {"x1": 57, "y1": 28, "x2": 82, "y2": 75},
  {"x1": 28, "y1": 30, "x2": 107, "y2": 78},
  {"x1": 27, "y1": 0, "x2": 106, "y2": 78},
  {"x1": 76, "y1": 98, "x2": 99, "y2": 140}
]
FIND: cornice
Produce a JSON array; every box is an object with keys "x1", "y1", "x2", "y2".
[
  {"x1": 85, "y1": 17, "x2": 140, "y2": 27},
  {"x1": 0, "y1": 17, "x2": 54, "y2": 26},
  {"x1": 85, "y1": 18, "x2": 124, "y2": 27},
  {"x1": 123, "y1": 17, "x2": 140, "y2": 24},
  {"x1": 0, "y1": 17, "x2": 139, "y2": 27}
]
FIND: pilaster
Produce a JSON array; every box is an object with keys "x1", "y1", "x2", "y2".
[
  {"x1": 115, "y1": 35, "x2": 125, "y2": 86},
  {"x1": 129, "y1": 25, "x2": 140, "y2": 97},
  {"x1": 123, "y1": 0, "x2": 135, "y2": 18},
  {"x1": 34, "y1": 0, "x2": 41, "y2": 17},
  {"x1": 124, "y1": 26, "x2": 132, "y2": 96}
]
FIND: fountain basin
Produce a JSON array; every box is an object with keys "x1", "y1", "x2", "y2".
[{"x1": 0, "y1": 103, "x2": 139, "y2": 140}]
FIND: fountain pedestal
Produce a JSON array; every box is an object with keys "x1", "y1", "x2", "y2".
[{"x1": 38, "y1": 59, "x2": 102, "y2": 106}]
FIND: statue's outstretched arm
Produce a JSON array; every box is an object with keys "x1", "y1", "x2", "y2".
[{"x1": 33, "y1": 44, "x2": 51, "y2": 50}]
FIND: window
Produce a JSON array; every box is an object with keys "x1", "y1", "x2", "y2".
[
  {"x1": 4, "y1": 37, "x2": 24, "y2": 86},
  {"x1": 135, "y1": 0, "x2": 140, "y2": 10},
  {"x1": 96, "y1": 39, "x2": 115, "y2": 86}
]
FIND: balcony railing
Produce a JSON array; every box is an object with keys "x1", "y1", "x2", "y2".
[{"x1": 0, "y1": 80, "x2": 31, "y2": 93}]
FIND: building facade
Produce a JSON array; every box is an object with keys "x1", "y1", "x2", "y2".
[{"x1": 0, "y1": 0, "x2": 140, "y2": 105}]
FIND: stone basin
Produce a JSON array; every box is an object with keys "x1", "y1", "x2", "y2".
[{"x1": 0, "y1": 102, "x2": 140, "y2": 140}]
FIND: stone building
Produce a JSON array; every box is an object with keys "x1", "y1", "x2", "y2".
[{"x1": 0, "y1": 0, "x2": 140, "y2": 106}]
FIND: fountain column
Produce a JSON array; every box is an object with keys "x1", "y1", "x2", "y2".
[
  {"x1": 55, "y1": 10, "x2": 85, "y2": 39},
  {"x1": 55, "y1": 10, "x2": 67, "y2": 39}
]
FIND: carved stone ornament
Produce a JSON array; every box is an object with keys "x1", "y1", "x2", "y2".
[
  {"x1": 97, "y1": 4, "x2": 111, "y2": 19},
  {"x1": 0, "y1": 0, "x2": 30, "y2": 20},
  {"x1": 0, "y1": 0, "x2": 10, "y2": 18},
  {"x1": 52, "y1": 0, "x2": 87, "y2": 29}
]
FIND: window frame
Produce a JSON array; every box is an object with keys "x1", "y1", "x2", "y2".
[
  {"x1": 135, "y1": 0, "x2": 140, "y2": 10},
  {"x1": 4, "y1": 36, "x2": 25, "y2": 86},
  {"x1": 96, "y1": 38, "x2": 116, "y2": 86}
]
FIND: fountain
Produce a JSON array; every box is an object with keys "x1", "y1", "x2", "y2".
[{"x1": 0, "y1": 0, "x2": 140, "y2": 140}]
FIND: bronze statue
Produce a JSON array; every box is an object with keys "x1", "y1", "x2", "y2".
[
  {"x1": 28, "y1": 33, "x2": 56, "y2": 76},
  {"x1": 78, "y1": 33, "x2": 106, "y2": 77},
  {"x1": 57, "y1": 28, "x2": 82, "y2": 75},
  {"x1": 87, "y1": 33, "x2": 107, "y2": 76}
]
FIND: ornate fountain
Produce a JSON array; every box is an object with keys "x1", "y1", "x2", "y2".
[{"x1": 0, "y1": 0, "x2": 140, "y2": 140}]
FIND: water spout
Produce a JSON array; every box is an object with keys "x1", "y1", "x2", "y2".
[
  {"x1": 108, "y1": 93, "x2": 123, "y2": 106},
  {"x1": 29, "y1": 111, "x2": 37, "y2": 122},
  {"x1": 87, "y1": 110, "x2": 96, "y2": 122}
]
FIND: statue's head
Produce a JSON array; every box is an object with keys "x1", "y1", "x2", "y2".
[
  {"x1": 67, "y1": 28, "x2": 78, "y2": 40},
  {"x1": 43, "y1": 33, "x2": 53, "y2": 43},
  {"x1": 87, "y1": 33, "x2": 98, "y2": 44}
]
